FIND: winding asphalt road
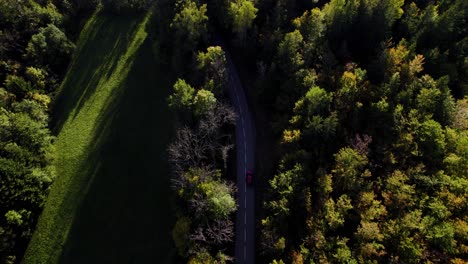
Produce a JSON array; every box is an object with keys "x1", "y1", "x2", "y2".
[{"x1": 224, "y1": 49, "x2": 255, "y2": 264}]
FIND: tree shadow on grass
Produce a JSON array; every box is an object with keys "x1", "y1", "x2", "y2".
[
  {"x1": 55, "y1": 18, "x2": 179, "y2": 263},
  {"x1": 51, "y1": 14, "x2": 143, "y2": 135}
]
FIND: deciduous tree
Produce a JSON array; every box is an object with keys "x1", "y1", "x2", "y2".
[
  {"x1": 228, "y1": 0, "x2": 258, "y2": 44},
  {"x1": 168, "y1": 79, "x2": 195, "y2": 112},
  {"x1": 196, "y1": 46, "x2": 228, "y2": 93},
  {"x1": 193, "y1": 89, "x2": 216, "y2": 117},
  {"x1": 25, "y1": 24, "x2": 75, "y2": 71},
  {"x1": 171, "y1": 0, "x2": 208, "y2": 51}
]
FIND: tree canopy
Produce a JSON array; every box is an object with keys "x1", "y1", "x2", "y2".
[{"x1": 228, "y1": 0, "x2": 258, "y2": 43}]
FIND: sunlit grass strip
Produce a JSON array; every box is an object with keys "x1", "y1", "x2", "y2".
[{"x1": 22, "y1": 11, "x2": 152, "y2": 264}]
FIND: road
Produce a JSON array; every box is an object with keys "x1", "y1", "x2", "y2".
[{"x1": 224, "y1": 49, "x2": 256, "y2": 264}]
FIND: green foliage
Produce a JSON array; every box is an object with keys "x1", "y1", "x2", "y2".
[
  {"x1": 172, "y1": 166, "x2": 236, "y2": 259},
  {"x1": 336, "y1": 70, "x2": 367, "y2": 112},
  {"x1": 168, "y1": 79, "x2": 195, "y2": 111},
  {"x1": 382, "y1": 170, "x2": 415, "y2": 210},
  {"x1": 267, "y1": 163, "x2": 303, "y2": 223},
  {"x1": 322, "y1": 0, "x2": 406, "y2": 63},
  {"x1": 196, "y1": 46, "x2": 228, "y2": 93},
  {"x1": 416, "y1": 85, "x2": 442, "y2": 115},
  {"x1": 193, "y1": 89, "x2": 216, "y2": 116},
  {"x1": 171, "y1": 0, "x2": 208, "y2": 50},
  {"x1": 356, "y1": 221, "x2": 384, "y2": 241},
  {"x1": 200, "y1": 178, "x2": 236, "y2": 218},
  {"x1": 5, "y1": 211, "x2": 23, "y2": 226},
  {"x1": 25, "y1": 67, "x2": 46, "y2": 90},
  {"x1": 12, "y1": 98, "x2": 49, "y2": 124},
  {"x1": 257, "y1": 0, "x2": 467, "y2": 262},
  {"x1": 273, "y1": 237, "x2": 286, "y2": 253},
  {"x1": 416, "y1": 119, "x2": 446, "y2": 160},
  {"x1": 322, "y1": 0, "x2": 359, "y2": 30},
  {"x1": 166, "y1": 12, "x2": 237, "y2": 256},
  {"x1": 188, "y1": 248, "x2": 216, "y2": 264},
  {"x1": 172, "y1": 216, "x2": 191, "y2": 256},
  {"x1": 293, "y1": 8, "x2": 326, "y2": 65},
  {"x1": 0, "y1": 0, "x2": 62, "y2": 35},
  {"x1": 333, "y1": 147, "x2": 368, "y2": 192},
  {"x1": 0, "y1": 1, "x2": 74, "y2": 260},
  {"x1": 301, "y1": 86, "x2": 332, "y2": 116},
  {"x1": 0, "y1": 106, "x2": 54, "y2": 164},
  {"x1": 324, "y1": 195, "x2": 352, "y2": 230},
  {"x1": 25, "y1": 24, "x2": 75, "y2": 70},
  {"x1": 228, "y1": 0, "x2": 258, "y2": 43},
  {"x1": 271, "y1": 259, "x2": 286, "y2": 264},
  {"x1": 423, "y1": 218, "x2": 456, "y2": 252},
  {"x1": 179, "y1": 168, "x2": 235, "y2": 218},
  {"x1": 414, "y1": 75, "x2": 456, "y2": 125},
  {"x1": 293, "y1": 8, "x2": 325, "y2": 43},
  {"x1": 277, "y1": 30, "x2": 304, "y2": 75},
  {"x1": 332, "y1": 238, "x2": 355, "y2": 263},
  {"x1": 444, "y1": 128, "x2": 468, "y2": 178},
  {"x1": 358, "y1": 192, "x2": 387, "y2": 221},
  {"x1": 399, "y1": 0, "x2": 467, "y2": 97},
  {"x1": 452, "y1": 98, "x2": 468, "y2": 130},
  {"x1": 0, "y1": 92, "x2": 55, "y2": 260},
  {"x1": 4, "y1": 75, "x2": 33, "y2": 97}
]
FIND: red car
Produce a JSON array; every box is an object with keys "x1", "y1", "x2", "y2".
[{"x1": 246, "y1": 170, "x2": 254, "y2": 185}]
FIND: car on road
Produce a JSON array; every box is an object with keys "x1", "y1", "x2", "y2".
[{"x1": 246, "y1": 170, "x2": 254, "y2": 185}]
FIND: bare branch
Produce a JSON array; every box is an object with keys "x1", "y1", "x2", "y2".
[
  {"x1": 168, "y1": 127, "x2": 210, "y2": 174},
  {"x1": 351, "y1": 134, "x2": 372, "y2": 155},
  {"x1": 221, "y1": 144, "x2": 234, "y2": 170},
  {"x1": 205, "y1": 218, "x2": 235, "y2": 244},
  {"x1": 189, "y1": 227, "x2": 207, "y2": 243}
]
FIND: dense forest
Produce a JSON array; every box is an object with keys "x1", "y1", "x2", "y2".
[
  {"x1": 0, "y1": 0, "x2": 79, "y2": 262},
  {"x1": 0, "y1": 0, "x2": 466, "y2": 263},
  {"x1": 251, "y1": 0, "x2": 467, "y2": 263}
]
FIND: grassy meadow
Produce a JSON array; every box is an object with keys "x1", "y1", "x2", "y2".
[{"x1": 23, "y1": 10, "x2": 177, "y2": 264}]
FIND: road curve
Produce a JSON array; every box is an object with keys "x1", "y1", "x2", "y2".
[{"x1": 224, "y1": 49, "x2": 255, "y2": 264}]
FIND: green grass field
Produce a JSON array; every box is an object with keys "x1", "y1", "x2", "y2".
[{"x1": 22, "y1": 10, "x2": 177, "y2": 264}]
